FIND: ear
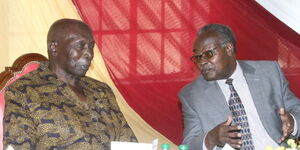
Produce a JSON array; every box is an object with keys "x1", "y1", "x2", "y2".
[
  {"x1": 48, "y1": 41, "x2": 58, "y2": 57},
  {"x1": 225, "y1": 42, "x2": 235, "y2": 56}
]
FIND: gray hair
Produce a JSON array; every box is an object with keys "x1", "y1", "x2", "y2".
[{"x1": 198, "y1": 24, "x2": 236, "y2": 52}]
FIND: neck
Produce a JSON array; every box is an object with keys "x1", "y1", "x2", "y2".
[
  {"x1": 225, "y1": 59, "x2": 237, "y2": 79},
  {"x1": 59, "y1": 73, "x2": 79, "y2": 87},
  {"x1": 49, "y1": 64, "x2": 79, "y2": 87}
]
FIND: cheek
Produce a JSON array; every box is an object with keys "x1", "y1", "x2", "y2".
[
  {"x1": 68, "y1": 51, "x2": 80, "y2": 64},
  {"x1": 68, "y1": 48, "x2": 81, "y2": 58},
  {"x1": 69, "y1": 59, "x2": 76, "y2": 67},
  {"x1": 207, "y1": 59, "x2": 218, "y2": 69},
  {"x1": 196, "y1": 63, "x2": 202, "y2": 69},
  {"x1": 65, "y1": 59, "x2": 76, "y2": 72},
  {"x1": 214, "y1": 60, "x2": 231, "y2": 78},
  {"x1": 214, "y1": 62, "x2": 225, "y2": 73}
]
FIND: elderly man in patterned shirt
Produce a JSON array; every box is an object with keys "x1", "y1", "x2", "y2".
[{"x1": 4, "y1": 18, "x2": 137, "y2": 150}]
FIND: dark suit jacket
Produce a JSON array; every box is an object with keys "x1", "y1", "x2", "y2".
[{"x1": 178, "y1": 60, "x2": 300, "y2": 150}]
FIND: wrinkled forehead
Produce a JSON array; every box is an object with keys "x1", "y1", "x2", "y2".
[
  {"x1": 49, "y1": 21, "x2": 93, "y2": 41},
  {"x1": 59, "y1": 25, "x2": 94, "y2": 43},
  {"x1": 67, "y1": 28, "x2": 94, "y2": 40},
  {"x1": 193, "y1": 35, "x2": 220, "y2": 53},
  {"x1": 67, "y1": 23, "x2": 92, "y2": 35}
]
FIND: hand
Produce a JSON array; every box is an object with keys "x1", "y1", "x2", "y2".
[
  {"x1": 205, "y1": 116, "x2": 242, "y2": 150},
  {"x1": 278, "y1": 108, "x2": 294, "y2": 143}
]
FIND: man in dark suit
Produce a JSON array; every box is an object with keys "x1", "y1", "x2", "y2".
[{"x1": 179, "y1": 24, "x2": 300, "y2": 150}]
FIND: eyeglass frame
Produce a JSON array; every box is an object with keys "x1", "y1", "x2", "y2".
[
  {"x1": 190, "y1": 47, "x2": 218, "y2": 64},
  {"x1": 190, "y1": 42, "x2": 228, "y2": 64}
]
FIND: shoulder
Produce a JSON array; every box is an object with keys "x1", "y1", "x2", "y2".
[
  {"x1": 179, "y1": 75, "x2": 208, "y2": 98},
  {"x1": 81, "y1": 76, "x2": 111, "y2": 89},
  {"x1": 239, "y1": 60, "x2": 280, "y2": 74},
  {"x1": 239, "y1": 60, "x2": 278, "y2": 67},
  {"x1": 82, "y1": 77, "x2": 119, "y2": 107},
  {"x1": 81, "y1": 76, "x2": 114, "y2": 97},
  {"x1": 5, "y1": 69, "x2": 41, "y2": 92}
]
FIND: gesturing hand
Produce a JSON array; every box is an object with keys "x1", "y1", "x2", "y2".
[
  {"x1": 278, "y1": 108, "x2": 294, "y2": 143},
  {"x1": 205, "y1": 116, "x2": 242, "y2": 150}
]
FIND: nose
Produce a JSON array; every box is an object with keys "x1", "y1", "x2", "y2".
[
  {"x1": 200, "y1": 58, "x2": 208, "y2": 65},
  {"x1": 83, "y1": 47, "x2": 93, "y2": 61}
]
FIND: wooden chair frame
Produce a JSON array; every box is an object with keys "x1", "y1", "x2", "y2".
[{"x1": 0, "y1": 53, "x2": 47, "y2": 90}]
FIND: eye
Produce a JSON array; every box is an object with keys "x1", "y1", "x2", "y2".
[
  {"x1": 190, "y1": 55, "x2": 202, "y2": 63},
  {"x1": 76, "y1": 42, "x2": 84, "y2": 49},
  {"x1": 201, "y1": 51, "x2": 211, "y2": 59},
  {"x1": 89, "y1": 42, "x2": 95, "y2": 49},
  {"x1": 203, "y1": 50, "x2": 214, "y2": 58},
  {"x1": 195, "y1": 55, "x2": 202, "y2": 60}
]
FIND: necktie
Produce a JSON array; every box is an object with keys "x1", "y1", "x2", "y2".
[{"x1": 226, "y1": 78, "x2": 255, "y2": 150}]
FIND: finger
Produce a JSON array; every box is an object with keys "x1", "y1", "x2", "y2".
[
  {"x1": 278, "y1": 122, "x2": 292, "y2": 143},
  {"x1": 227, "y1": 125, "x2": 241, "y2": 131},
  {"x1": 282, "y1": 129, "x2": 288, "y2": 137},
  {"x1": 225, "y1": 137, "x2": 242, "y2": 148},
  {"x1": 279, "y1": 108, "x2": 285, "y2": 116},
  {"x1": 229, "y1": 144, "x2": 241, "y2": 149},
  {"x1": 282, "y1": 124, "x2": 288, "y2": 133},
  {"x1": 282, "y1": 124, "x2": 288, "y2": 135},
  {"x1": 224, "y1": 116, "x2": 233, "y2": 126},
  {"x1": 278, "y1": 130, "x2": 288, "y2": 143},
  {"x1": 279, "y1": 108, "x2": 288, "y2": 122},
  {"x1": 278, "y1": 135, "x2": 287, "y2": 143},
  {"x1": 227, "y1": 131, "x2": 241, "y2": 139}
]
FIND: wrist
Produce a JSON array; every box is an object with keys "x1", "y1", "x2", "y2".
[{"x1": 205, "y1": 132, "x2": 217, "y2": 150}]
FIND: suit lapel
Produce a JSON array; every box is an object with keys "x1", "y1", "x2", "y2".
[
  {"x1": 239, "y1": 61, "x2": 280, "y2": 142},
  {"x1": 204, "y1": 80, "x2": 231, "y2": 118},
  {"x1": 243, "y1": 70, "x2": 267, "y2": 121}
]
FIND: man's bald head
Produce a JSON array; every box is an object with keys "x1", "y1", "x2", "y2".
[
  {"x1": 47, "y1": 19, "x2": 95, "y2": 78},
  {"x1": 47, "y1": 18, "x2": 92, "y2": 46}
]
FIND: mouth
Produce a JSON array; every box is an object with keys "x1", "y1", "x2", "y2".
[
  {"x1": 79, "y1": 64, "x2": 90, "y2": 71},
  {"x1": 200, "y1": 66, "x2": 213, "y2": 75},
  {"x1": 201, "y1": 69, "x2": 210, "y2": 75}
]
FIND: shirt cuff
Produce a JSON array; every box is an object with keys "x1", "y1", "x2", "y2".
[{"x1": 290, "y1": 113, "x2": 298, "y2": 136}]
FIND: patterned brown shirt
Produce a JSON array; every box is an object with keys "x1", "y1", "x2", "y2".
[{"x1": 4, "y1": 61, "x2": 137, "y2": 150}]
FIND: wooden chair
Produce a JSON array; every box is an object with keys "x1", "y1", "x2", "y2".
[{"x1": 0, "y1": 53, "x2": 47, "y2": 150}]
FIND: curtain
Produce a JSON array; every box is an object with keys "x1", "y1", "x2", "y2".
[
  {"x1": 256, "y1": 0, "x2": 300, "y2": 34},
  {"x1": 73, "y1": 0, "x2": 300, "y2": 144},
  {"x1": 2, "y1": 0, "x2": 300, "y2": 147},
  {"x1": 0, "y1": 0, "x2": 175, "y2": 148}
]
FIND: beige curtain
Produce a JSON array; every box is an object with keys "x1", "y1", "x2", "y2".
[{"x1": 0, "y1": 0, "x2": 177, "y2": 149}]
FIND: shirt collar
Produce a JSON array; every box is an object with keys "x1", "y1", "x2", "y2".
[
  {"x1": 217, "y1": 61, "x2": 243, "y2": 84},
  {"x1": 231, "y1": 61, "x2": 243, "y2": 80},
  {"x1": 37, "y1": 61, "x2": 93, "y2": 93}
]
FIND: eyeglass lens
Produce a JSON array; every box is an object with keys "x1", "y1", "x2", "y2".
[{"x1": 191, "y1": 49, "x2": 215, "y2": 63}]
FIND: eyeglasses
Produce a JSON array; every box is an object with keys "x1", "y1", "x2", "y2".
[{"x1": 190, "y1": 47, "x2": 217, "y2": 63}]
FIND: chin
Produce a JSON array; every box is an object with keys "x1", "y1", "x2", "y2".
[
  {"x1": 203, "y1": 76, "x2": 215, "y2": 81},
  {"x1": 202, "y1": 72, "x2": 217, "y2": 81},
  {"x1": 77, "y1": 74, "x2": 86, "y2": 77},
  {"x1": 79, "y1": 72, "x2": 88, "y2": 77},
  {"x1": 73, "y1": 70, "x2": 87, "y2": 77}
]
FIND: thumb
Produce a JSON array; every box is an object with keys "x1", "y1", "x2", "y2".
[
  {"x1": 224, "y1": 116, "x2": 232, "y2": 126},
  {"x1": 279, "y1": 108, "x2": 285, "y2": 116}
]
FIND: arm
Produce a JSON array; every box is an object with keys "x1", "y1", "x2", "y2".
[
  {"x1": 105, "y1": 86, "x2": 137, "y2": 142},
  {"x1": 4, "y1": 86, "x2": 37, "y2": 149},
  {"x1": 179, "y1": 94, "x2": 206, "y2": 150},
  {"x1": 179, "y1": 93, "x2": 241, "y2": 150},
  {"x1": 275, "y1": 62, "x2": 300, "y2": 138}
]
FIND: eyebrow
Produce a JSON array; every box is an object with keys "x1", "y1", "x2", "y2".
[
  {"x1": 193, "y1": 49, "x2": 201, "y2": 52},
  {"x1": 193, "y1": 47, "x2": 214, "y2": 52}
]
